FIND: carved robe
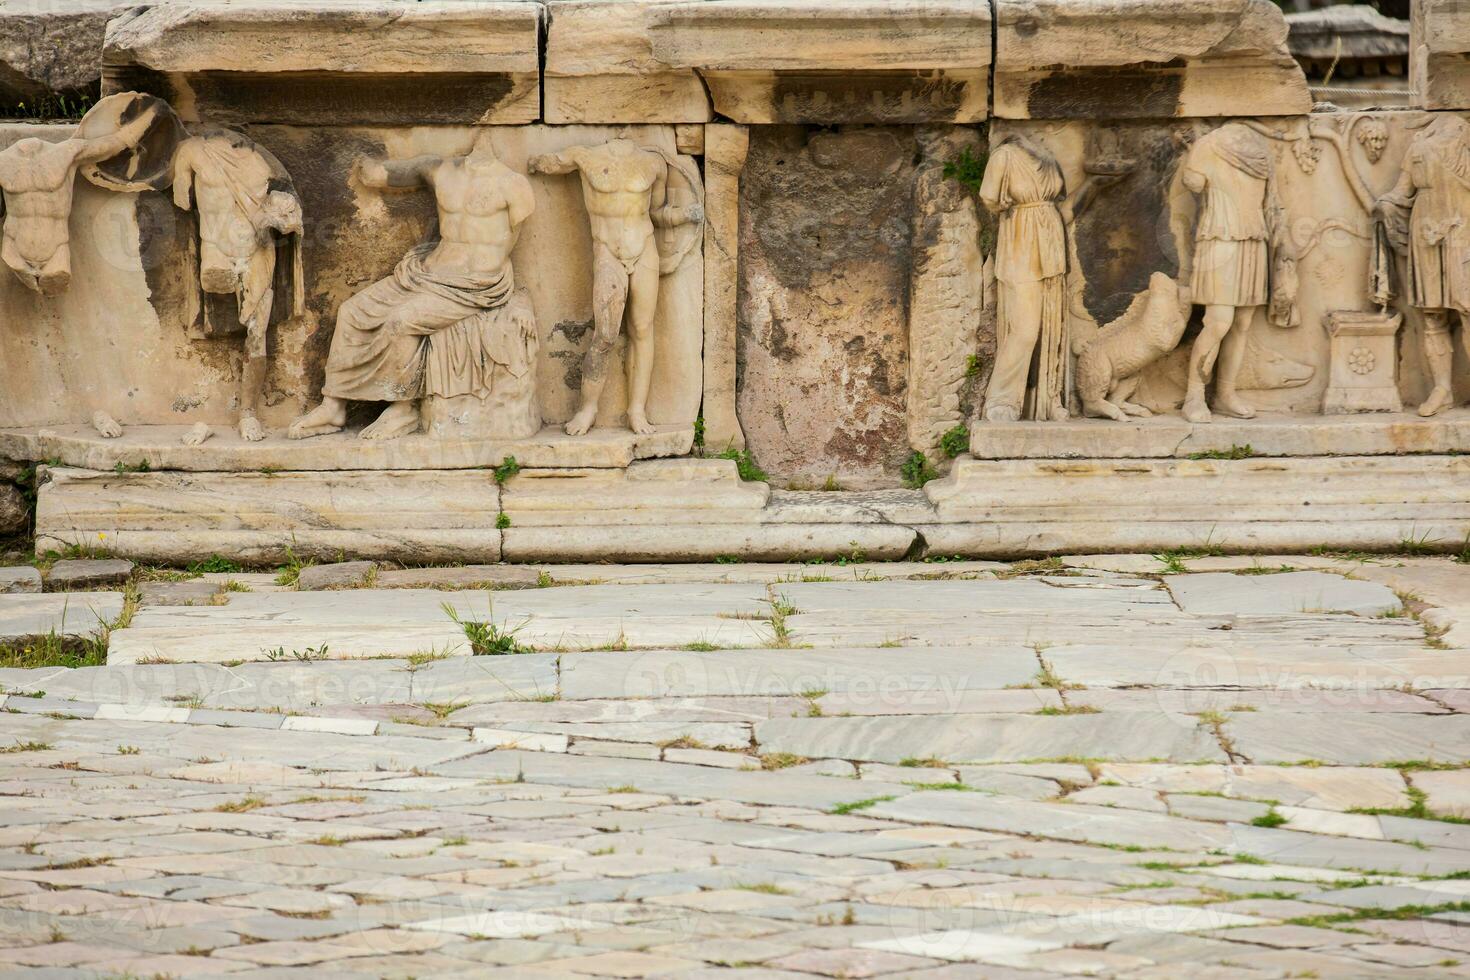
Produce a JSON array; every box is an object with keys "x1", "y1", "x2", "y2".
[
  {"x1": 322, "y1": 243, "x2": 530, "y2": 404},
  {"x1": 1377, "y1": 116, "x2": 1470, "y2": 314},
  {"x1": 980, "y1": 137, "x2": 1070, "y2": 421}
]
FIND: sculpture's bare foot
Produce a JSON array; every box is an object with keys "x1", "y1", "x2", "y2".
[
  {"x1": 1213, "y1": 394, "x2": 1255, "y2": 420},
  {"x1": 181, "y1": 422, "x2": 212, "y2": 447},
  {"x1": 1419, "y1": 385, "x2": 1455, "y2": 418},
  {"x1": 1120, "y1": 402, "x2": 1153, "y2": 418},
  {"x1": 627, "y1": 412, "x2": 656, "y2": 436},
  {"x1": 360, "y1": 402, "x2": 419, "y2": 440},
  {"x1": 983, "y1": 405, "x2": 1021, "y2": 423},
  {"x1": 288, "y1": 401, "x2": 346, "y2": 440},
  {"x1": 564, "y1": 406, "x2": 597, "y2": 437},
  {"x1": 91, "y1": 411, "x2": 122, "y2": 439},
  {"x1": 1048, "y1": 403, "x2": 1070, "y2": 421},
  {"x1": 239, "y1": 415, "x2": 266, "y2": 442},
  {"x1": 1182, "y1": 397, "x2": 1212, "y2": 425}
]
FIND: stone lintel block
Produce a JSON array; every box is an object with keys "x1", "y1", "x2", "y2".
[
  {"x1": 923, "y1": 455, "x2": 1470, "y2": 556},
  {"x1": 1413, "y1": 0, "x2": 1470, "y2": 110},
  {"x1": 0, "y1": 0, "x2": 131, "y2": 103},
  {"x1": 35, "y1": 467, "x2": 503, "y2": 565},
  {"x1": 102, "y1": 1, "x2": 543, "y2": 125},
  {"x1": 544, "y1": 0, "x2": 991, "y2": 124},
  {"x1": 993, "y1": 0, "x2": 1312, "y2": 119}
]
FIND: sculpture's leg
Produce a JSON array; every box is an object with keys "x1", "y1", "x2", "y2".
[
  {"x1": 1114, "y1": 375, "x2": 1152, "y2": 417},
  {"x1": 238, "y1": 249, "x2": 275, "y2": 443},
  {"x1": 239, "y1": 356, "x2": 268, "y2": 441},
  {"x1": 1212, "y1": 306, "x2": 1257, "y2": 419},
  {"x1": 566, "y1": 246, "x2": 630, "y2": 436},
  {"x1": 1183, "y1": 304, "x2": 1234, "y2": 424},
  {"x1": 1419, "y1": 309, "x2": 1456, "y2": 417},
  {"x1": 983, "y1": 280, "x2": 1043, "y2": 422},
  {"x1": 623, "y1": 242, "x2": 662, "y2": 435}
]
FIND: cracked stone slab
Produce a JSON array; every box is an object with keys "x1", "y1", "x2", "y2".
[
  {"x1": 1226, "y1": 713, "x2": 1470, "y2": 765},
  {"x1": 560, "y1": 647, "x2": 1042, "y2": 700},
  {"x1": 0, "y1": 592, "x2": 124, "y2": 642},
  {"x1": 753, "y1": 713, "x2": 1228, "y2": 766},
  {"x1": 1165, "y1": 572, "x2": 1402, "y2": 618}
]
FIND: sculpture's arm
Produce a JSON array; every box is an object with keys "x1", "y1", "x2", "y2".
[
  {"x1": 357, "y1": 155, "x2": 440, "y2": 190},
  {"x1": 171, "y1": 143, "x2": 196, "y2": 211},
  {"x1": 976, "y1": 146, "x2": 1008, "y2": 215},
  {"x1": 649, "y1": 163, "x2": 704, "y2": 227},
  {"x1": 73, "y1": 104, "x2": 158, "y2": 165},
  {"x1": 506, "y1": 172, "x2": 535, "y2": 230},
  {"x1": 527, "y1": 148, "x2": 582, "y2": 175}
]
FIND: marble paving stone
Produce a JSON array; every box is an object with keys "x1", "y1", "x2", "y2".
[
  {"x1": 46, "y1": 558, "x2": 134, "y2": 590},
  {"x1": 753, "y1": 713, "x2": 1227, "y2": 766},
  {"x1": 1166, "y1": 571, "x2": 1403, "y2": 618},
  {"x1": 560, "y1": 647, "x2": 1042, "y2": 700},
  {"x1": 0, "y1": 566, "x2": 41, "y2": 593},
  {"x1": 1227, "y1": 713, "x2": 1470, "y2": 764},
  {"x1": 0, "y1": 591, "x2": 123, "y2": 641}
]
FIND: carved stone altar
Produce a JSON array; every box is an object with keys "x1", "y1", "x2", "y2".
[{"x1": 3, "y1": 0, "x2": 1468, "y2": 561}]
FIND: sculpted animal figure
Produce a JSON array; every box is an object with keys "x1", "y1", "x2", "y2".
[{"x1": 1075, "y1": 271, "x2": 1191, "y2": 421}]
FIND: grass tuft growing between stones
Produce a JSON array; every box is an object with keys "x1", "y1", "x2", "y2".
[
  {"x1": 443, "y1": 601, "x2": 530, "y2": 655},
  {"x1": 829, "y1": 795, "x2": 896, "y2": 815}
]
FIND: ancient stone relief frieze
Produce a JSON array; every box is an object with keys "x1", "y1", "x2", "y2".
[{"x1": 975, "y1": 109, "x2": 1470, "y2": 431}]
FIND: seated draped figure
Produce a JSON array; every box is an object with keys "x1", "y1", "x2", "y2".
[{"x1": 290, "y1": 130, "x2": 540, "y2": 441}]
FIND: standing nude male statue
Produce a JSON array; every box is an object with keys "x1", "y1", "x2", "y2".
[
  {"x1": 289, "y1": 131, "x2": 536, "y2": 440},
  {"x1": 528, "y1": 139, "x2": 704, "y2": 436}
]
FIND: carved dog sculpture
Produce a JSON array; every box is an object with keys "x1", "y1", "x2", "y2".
[{"x1": 1075, "y1": 271, "x2": 1191, "y2": 421}]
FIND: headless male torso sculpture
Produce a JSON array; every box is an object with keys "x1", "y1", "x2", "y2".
[{"x1": 529, "y1": 140, "x2": 704, "y2": 436}]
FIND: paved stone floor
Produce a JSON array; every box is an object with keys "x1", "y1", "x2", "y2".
[{"x1": 1, "y1": 554, "x2": 1470, "y2": 977}]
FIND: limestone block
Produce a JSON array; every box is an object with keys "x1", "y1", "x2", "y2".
[
  {"x1": 1413, "y1": 0, "x2": 1470, "y2": 110},
  {"x1": 544, "y1": 0, "x2": 991, "y2": 124},
  {"x1": 35, "y1": 467, "x2": 503, "y2": 565},
  {"x1": 296, "y1": 561, "x2": 378, "y2": 591},
  {"x1": 46, "y1": 558, "x2": 134, "y2": 591},
  {"x1": 0, "y1": 592, "x2": 123, "y2": 643},
  {"x1": 0, "y1": 567, "x2": 42, "y2": 594},
  {"x1": 0, "y1": 1, "x2": 129, "y2": 106},
  {"x1": 993, "y1": 0, "x2": 1312, "y2": 119},
  {"x1": 502, "y1": 458, "x2": 769, "y2": 528},
  {"x1": 702, "y1": 124, "x2": 750, "y2": 453},
  {"x1": 0, "y1": 484, "x2": 26, "y2": 535},
  {"x1": 102, "y1": 1, "x2": 542, "y2": 125},
  {"x1": 925, "y1": 454, "x2": 1470, "y2": 556},
  {"x1": 968, "y1": 412, "x2": 1470, "y2": 460},
  {"x1": 737, "y1": 127, "x2": 917, "y2": 489}
]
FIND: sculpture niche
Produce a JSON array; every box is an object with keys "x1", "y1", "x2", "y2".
[
  {"x1": 529, "y1": 139, "x2": 704, "y2": 436},
  {"x1": 290, "y1": 132, "x2": 540, "y2": 441}
]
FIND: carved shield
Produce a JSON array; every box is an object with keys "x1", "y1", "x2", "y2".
[
  {"x1": 77, "y1": 92, "x2": 184, "y2": 193},
  {"x1": 645, "y1": 145, "x2": 704, "y2": 275}
]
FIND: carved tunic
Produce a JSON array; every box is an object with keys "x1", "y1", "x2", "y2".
[
  {"x1": 1378, "y1": 117, "x2": 1470, "y2": 313},
  {"x1": 1183, "y1": 125, "x2": 1273, "y2": 309}
]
